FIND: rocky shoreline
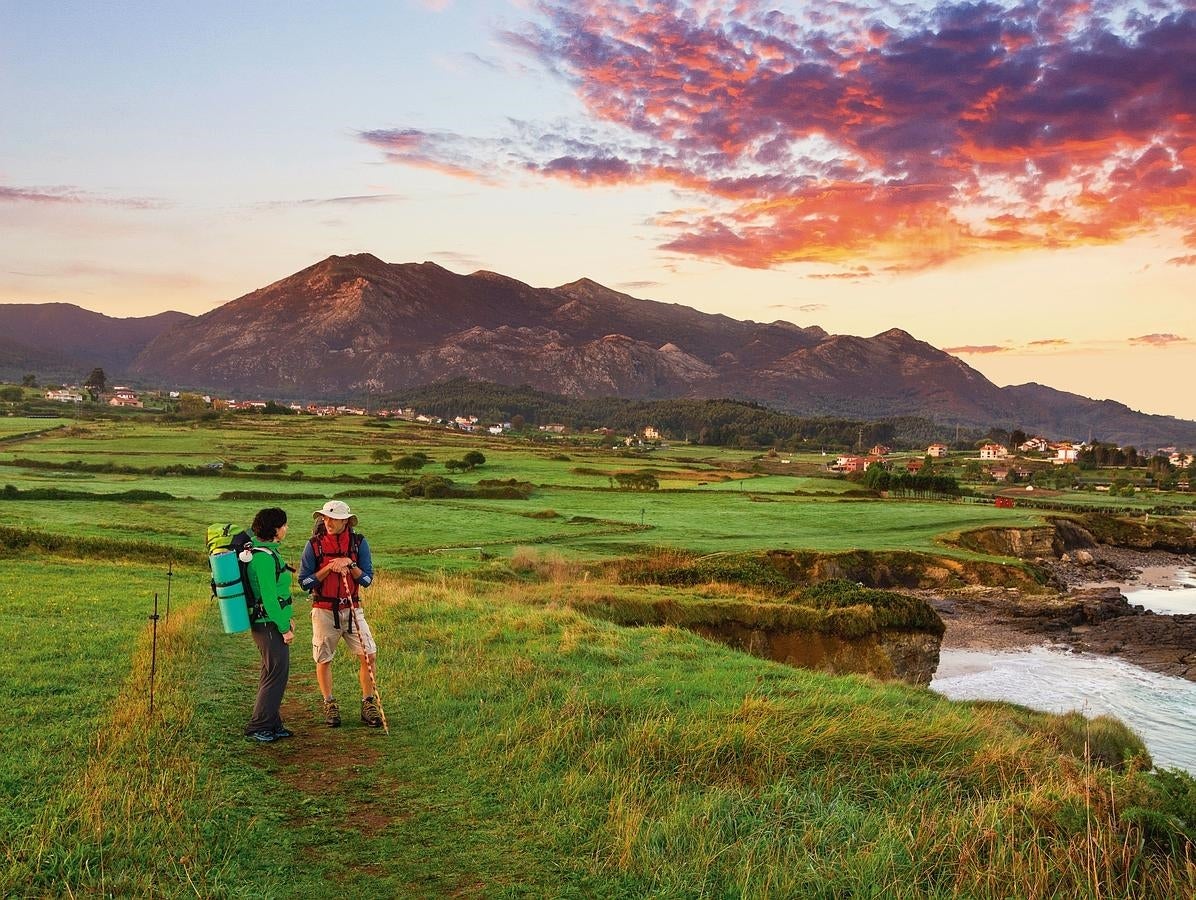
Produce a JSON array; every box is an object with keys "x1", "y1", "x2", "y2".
[{"x1": 927, "y1": 547, "x2": 1196, "y2": 681}]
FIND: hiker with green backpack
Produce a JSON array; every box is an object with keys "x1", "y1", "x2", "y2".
[{"x1": 242, "y1": 507, "x2": 296, "y2": 743}]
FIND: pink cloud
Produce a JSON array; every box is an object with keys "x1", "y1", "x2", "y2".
[
  {"x1": 0, "y1": 184, "x2": 165, "y2": 209},
  {"x1": 1129, "y1": 333, "x2": 1189, "y2": 347},
  {"x1": 365, "y1": 1, "x2": 1196, "y2": 271}
]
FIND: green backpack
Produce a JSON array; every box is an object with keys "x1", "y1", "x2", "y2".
[
  {"x1": 206, "y1": 523, "x2": 292, "y2": 629},
  {"x1": 206, "y1": 523, "x2": 263, "y2": 625}
]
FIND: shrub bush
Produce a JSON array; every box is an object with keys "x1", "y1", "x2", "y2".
[
  {"x1": 2, "y1": 485, "x2": 176, "y2": 502},
  {"x1": 217, "y1": 491, "x2": 323, "y2": 501}
]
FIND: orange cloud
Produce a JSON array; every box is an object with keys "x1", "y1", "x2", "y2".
[
  {"x1": 944, "y1": 344, "x2": 1012, "y2": 355},
  {"x1": 367, "y1": 1, "x2": 1196, "y2": 273}
]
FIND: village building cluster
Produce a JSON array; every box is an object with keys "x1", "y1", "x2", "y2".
[
  {"x1": 828, "y1": 434, "x2": 1190, "y2": 483},
  {"x1": 42, "y1": 384, "x2": 669, "y2": 447}
]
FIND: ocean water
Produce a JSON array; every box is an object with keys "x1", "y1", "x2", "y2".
[
  {"x1": 932, "y1": 646, "x2": 1196, "y2": 772},
  {"x1": 1122, "y1": 568, "x2": 1196, "y2": 615}
]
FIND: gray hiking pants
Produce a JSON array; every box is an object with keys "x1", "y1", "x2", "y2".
[{"x1": 245, "y1": 622, "x2": 290, "y2": 735}]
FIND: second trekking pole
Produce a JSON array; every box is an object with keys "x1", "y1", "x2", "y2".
[{"x1": 344, "y1": 572, "x2": 389, "y2": 736}]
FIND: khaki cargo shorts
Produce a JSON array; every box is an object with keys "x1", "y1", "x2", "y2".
[{"x1": 311, "y1": 606, "x2": 377, "y2": 664}]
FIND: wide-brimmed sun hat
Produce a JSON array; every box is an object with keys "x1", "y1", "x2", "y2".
[{"x1": 313, "y1": 500, "x2": 354, "y2": 520}]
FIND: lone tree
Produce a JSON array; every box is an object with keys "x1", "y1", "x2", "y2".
[
  {"x1": 83, "y1": 367, "x2": 107, "y2": 399},
  {"x1": 371, "y1": 448, "x2": 393, "y2": 463},
  {"x1": 615, "y1": 472, "x2": 659, "y2": 491},
  {"x1": 462, "y1": 450, "x2": 486, "y2": 469},
  {"x1": 177, "y1": 393, "x2": 209, "y2": 417},
  {"x1": 394, "y1": 454, "x2": 426, "y2": 474}
]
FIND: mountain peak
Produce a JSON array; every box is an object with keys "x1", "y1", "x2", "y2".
[
  {"x1": 556, "y1": 276, "x2": 621, "y2": 296},
  {"x1": 874, "y1": 327, "x2": 918, "y2": 343},
  {"x1": 468, "y1": 269, "x2": 526, "y2": 286},
  {"x1": 317, "y1": 252, "x2": 387, "y2": 268},
  {"x1": 109, "y1": 253, "x2": 1196, "y2": 447}
]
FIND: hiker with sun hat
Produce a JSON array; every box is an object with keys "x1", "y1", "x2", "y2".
[{"x1": 298, "y1": 500, "x2": 382, "y2": 728}]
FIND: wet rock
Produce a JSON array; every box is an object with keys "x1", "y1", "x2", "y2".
[
  {"x1": 1073, "y1": 614, "x2": 1196, "y2": 681},
  {"x1": 1052, "y1": 518, "x2": 1097, "y2": 554},
  {"x1": 930, "y1": 582, "x2": 1196, "y2": 682}
]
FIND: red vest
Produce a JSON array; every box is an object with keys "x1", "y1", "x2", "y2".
[{"x1": 311, "y1": 528, "x2": 361, "y2": 607}]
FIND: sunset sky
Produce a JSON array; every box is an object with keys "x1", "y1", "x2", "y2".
[{"x1": 2, "y1": 1, "x2": 1193, "y2": 419}]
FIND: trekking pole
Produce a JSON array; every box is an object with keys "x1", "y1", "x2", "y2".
[
  {"x1": 345, "y1": 573, "x2": 389, "y2": 736},
  {"x1": 148, "y1": 592, "x2": 160, "y2": 718},
  {"x1": 164, "y1": 560, "x2": 174, "y2": 621}
]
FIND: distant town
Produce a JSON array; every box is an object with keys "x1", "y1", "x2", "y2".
[{"x1": 40, "y1": 382, "x2": 1194, "y2": 480}]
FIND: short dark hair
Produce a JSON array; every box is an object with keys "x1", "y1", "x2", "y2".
[{"x1": 251, "y1": 507, "x2": 288, "y2": 541}]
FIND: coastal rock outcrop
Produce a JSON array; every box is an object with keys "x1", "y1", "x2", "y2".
[{"x1": 931, "y1": 584, "x2": 1196, "y2": 682}]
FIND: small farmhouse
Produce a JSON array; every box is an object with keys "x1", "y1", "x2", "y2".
[
  {"x1": 107, "y1": 387, "x2": 143, "y2": 408},
  {"x1": 46, "y1": 388, "x2": 84, "y2": 403}
]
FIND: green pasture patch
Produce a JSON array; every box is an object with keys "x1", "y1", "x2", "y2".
[
  {"x1": 470, "y1": 488, "x2": 1044, "y2": 558},
  {"x1": 0, "y1": 557, "x2": 205, "y2": 853},
  {"x1": 0, "y1": 416, "x2": 69, "y2": 437},
  {"x1": 695, "y1": 474, "x2": 854, "y2": 493}
]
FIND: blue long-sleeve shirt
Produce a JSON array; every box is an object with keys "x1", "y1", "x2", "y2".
[{"x1": 299, "y1": 532, "x2": 373, "y2": 594}]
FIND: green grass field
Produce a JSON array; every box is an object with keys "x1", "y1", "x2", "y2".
[
  {"x1": 3, "y1": 416, "x2": 1194, "y2": 896},
  {"x1": 5, "y1": 566, "x2": 1193, "y2": 896},
  {"x1": 0, "y1": 418, "x2": 1046, "y2": 572}
]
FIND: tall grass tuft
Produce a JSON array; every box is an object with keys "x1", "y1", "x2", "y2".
[
  {"x1": 4, "y1": 605, "x2": 262, "y2": 896},
  {"x1": 509, "y1": 545, "x2": 582, "y2": 583}
]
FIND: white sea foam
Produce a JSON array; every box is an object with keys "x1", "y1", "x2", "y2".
[{"x1": 932, "y1": 646, "x2": 1196, "y2": 773}]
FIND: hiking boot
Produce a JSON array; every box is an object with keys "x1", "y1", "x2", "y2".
[
  {"x1": 361, "y1": 695, "x2": 382, "y2": 728},
  {"x1": 323, "y1": 697, "x2": 341, "y2": 728},
  {"x1": 245, "y1": 730, "x2": 276, "y2": 743},
  {"x1": 272, "y1": 726, "x2": 294, "y2": 740}
]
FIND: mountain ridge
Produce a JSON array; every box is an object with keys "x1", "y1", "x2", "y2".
[
  {"x1": 0, "y1": 303, "x2": 191, "y2": 376},
  {"x1": 1, "y1": 254, "x2": 1191, "y2": 447},
  {"x1": 124, "y1": 254, "x2": 1195, "y2": 447}
]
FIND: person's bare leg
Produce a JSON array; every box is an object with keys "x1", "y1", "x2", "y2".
[
  {"x1": 316, "y1": 661, "x2": 334, "y2": 699},
  {"x1": 358, "y1": 654, "x2": 375, "y2": 697}
]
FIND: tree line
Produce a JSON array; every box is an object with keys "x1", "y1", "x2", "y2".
[{"x1": 384, "y1": 379, "x2": 989, "y2": 450}]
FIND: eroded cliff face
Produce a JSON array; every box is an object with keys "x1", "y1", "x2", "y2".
[
  {"x1": 688, "y1": 622, "x2": 941, "y2": 685},
  {"x1": 956, "y1": 515, "x2": 1196, "y2": 560},
  {"x1": 954, "y1": 526, "x2": 1058, "y2": 560},
  {"x1": 762, "y1": 548, "x2": 1048, "y2": 591}
]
